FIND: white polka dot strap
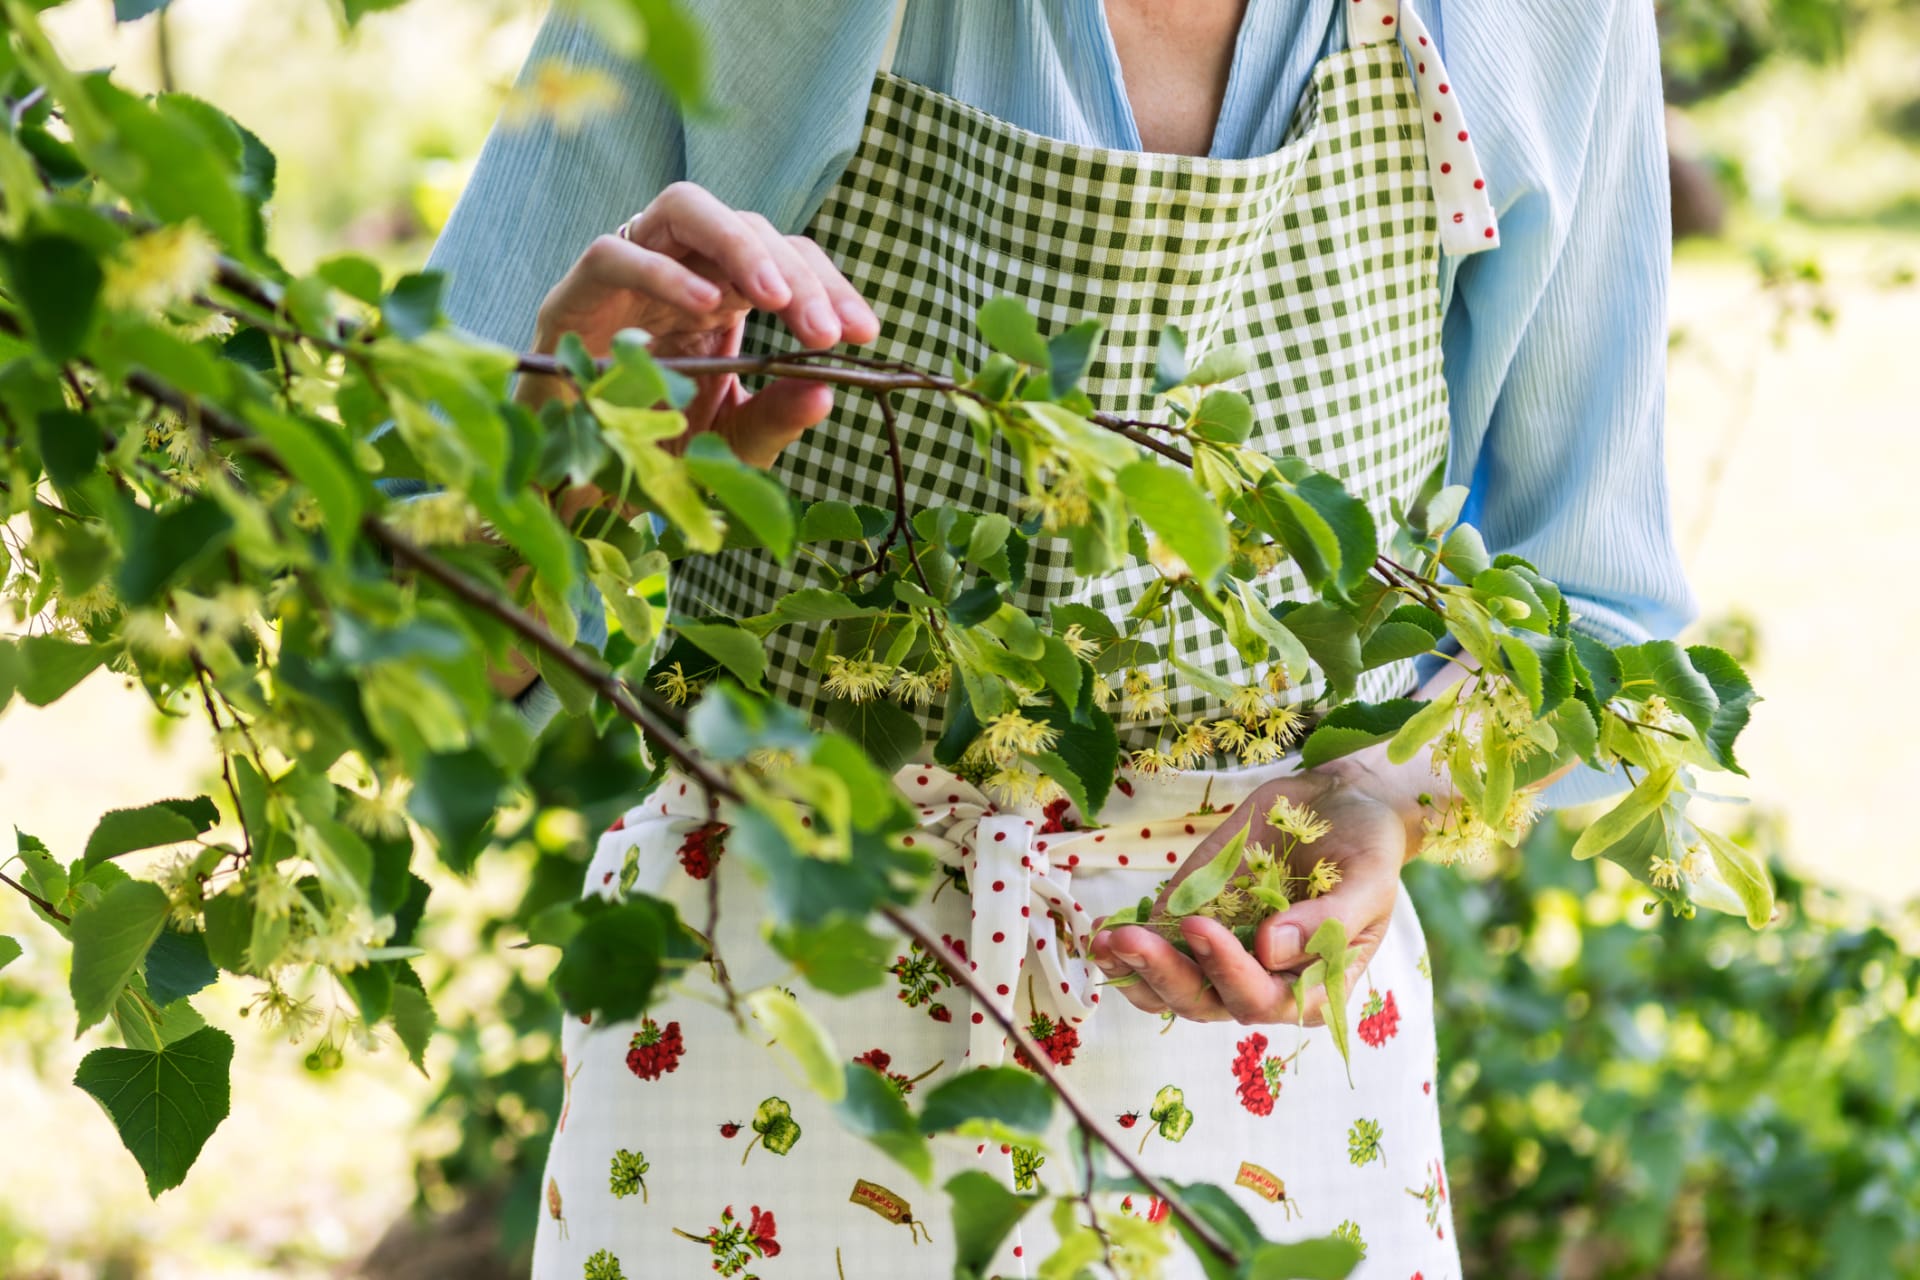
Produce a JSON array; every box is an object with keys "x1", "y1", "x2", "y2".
[{"x1": 1349, "y1": 0, "x2": 1500, "y2": 254}]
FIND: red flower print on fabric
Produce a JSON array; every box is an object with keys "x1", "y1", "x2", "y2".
[
  {"x1": 1231, "y1": 1031, "x2": 1303, "y2": 1115},
  {"x1": 676, "y1": 821, "x2": 728, "y2": 880},
  {"x1": 1359, "y1": 990, "x2": 1401, "y2": 1047},
  {"x1": 625, "y1": 1017, "x2": 684, "y2": 1080},
  {"x1": 1012, "y1": 1009, "x2": 1081, "y2": 1071}
]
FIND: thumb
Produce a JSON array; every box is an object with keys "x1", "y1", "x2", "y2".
[
  {"x1": 1254, "y1": 880, "x2": 1376, "y2": 974},
  {"x1": 712, "y1": 379, "x2": 836, "y2": 468}
]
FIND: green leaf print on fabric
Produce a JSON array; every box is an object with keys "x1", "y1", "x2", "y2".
[
  {"x1": 744, "y1": 1097, "x2": 801, "y2": 1161},
  {"x1": 1141, "y1": 1085, "x2": 1193, "y2": 1153},
  {"x1": 1010, "y1": 1143, "x2": 1047, "y2": 1193},
  {"x1": 1347, "y1": 1118, "x2": 1384, "y2": 1167},
  {"x1": 1330, "y1": 1219, "x2": 1367, "y2": 1259},
  {"x1": 607, "y1": 1148, "x2": 649, "y2": 1201},
  {"x1": 582, "y1": 1248, "x2": 625, "y2": 1280},
  {"x1": 672, "y1": 1204, "x2": 781, "y2": 1277}
]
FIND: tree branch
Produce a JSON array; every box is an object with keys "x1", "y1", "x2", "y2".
[{"x1": 877, "y1": 903, "x2": 1242, "y2": 1270}]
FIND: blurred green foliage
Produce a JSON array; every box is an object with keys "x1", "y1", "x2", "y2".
[
  {"x1": 1658, "y1": 0, "x2": 1861, "y2": 101},
  {"x1": 1416, "y1": 819, "x2": 1920, "y2": 1279}
]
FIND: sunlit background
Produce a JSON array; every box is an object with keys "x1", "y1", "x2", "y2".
[{"x1": 4, "y1": 0, "x2": 1919, "y2": 1276}]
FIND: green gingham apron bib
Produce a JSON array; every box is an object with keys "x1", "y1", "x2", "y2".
[{"x1": 535, "y1": 3, "x2": 1497, "y2": 1277}]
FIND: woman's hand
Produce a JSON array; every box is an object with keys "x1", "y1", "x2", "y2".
[
  {"x1": 1088, "y1": 770, "x2": 1407, "y2": 1027},
  {"x1": 520, "y1": 181, "x2": 881, "y2": 468}
]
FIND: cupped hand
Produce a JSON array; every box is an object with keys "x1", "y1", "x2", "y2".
[
  {"x1": 524, "y1": 181, "x2": 881, "y2": 468},
  {"x1": 1088, "y1": 770, "x2": 1406, "y2": 1026}
]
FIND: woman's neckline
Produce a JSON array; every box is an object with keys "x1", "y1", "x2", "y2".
[{"x1": 1091, "y1": 0, "x2": 1262, "y2": 158}]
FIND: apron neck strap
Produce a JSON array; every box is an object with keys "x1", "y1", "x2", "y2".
[{"x1": 1347, "y1": 0, "x2": 1501, "y2": 254}]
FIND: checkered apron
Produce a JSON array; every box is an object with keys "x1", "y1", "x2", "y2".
[
  {"x1": 673, "y1": 0, "x2": 1498, "y2": 752},
  {"x1": 538, "y1": 4, "x2": 1496, "y2": 1277}
]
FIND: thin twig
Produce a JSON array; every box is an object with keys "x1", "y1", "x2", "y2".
[
  {"x1": 877, "y1": 904, "x2": 1241, "y2": 1270},
  {"x1": 0, "y1": 870, "x2": 69, "y2": 925}
]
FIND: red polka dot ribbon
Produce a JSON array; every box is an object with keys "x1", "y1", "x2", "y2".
[{"x1": 1349, "y1": 0, "x2": 1500, "y2": 254}]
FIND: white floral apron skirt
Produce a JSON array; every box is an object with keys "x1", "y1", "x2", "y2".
[{"x1": 535, "y1": 2, "x2": 1499, "y2": 1276}]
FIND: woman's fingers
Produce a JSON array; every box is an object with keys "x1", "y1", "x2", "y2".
[
  {"x1": 630, "y1": 182, "x2": 794, "y2": 312},
  {"x1": 788, "y1": 235, "x2": 880, "y2": 343},
  {"x1": 1179, "y1": 916, "x2": 1293, "y2": 1023},
  {"x1": 571, "y1": 234, "x2": 725, "y2": 315},
  {"x1": 737, "y1": 212, "x2": 843, "y2": 348},
  {"x1": 1093, "y1": 925, "x2": 1230, "y2": 1022}
]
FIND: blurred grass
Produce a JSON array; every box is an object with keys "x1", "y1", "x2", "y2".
[{"x1": 3, "y1": 0, "x2": 1918, "y2": 1275}]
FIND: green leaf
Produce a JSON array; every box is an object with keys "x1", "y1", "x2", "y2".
[
  {"x1": 406, "y1": 749, "x2": 504, "y2": 873},
  {"x1": 1292, "y1": 471, "x2": 1378, "y2": 598},
  {"x1": 553, "y1": 900, "x2": 664, "y2": 1023},
  {"x1": 1298, "y1": 699, "x2": 1422, "y2": 769},
  {"x1": 918, "y1": 1066, "x2": 1055, "y2": 1140},
  {"x1": 1182, "y1": 343, "x2": 1250, "y2": 387},
  {"x1": 1167, "y1": 821, "x2": 1251, "y2": 917},
  {"x1": 1246, "y1": 1237, "x2": 1365, "y2": 1280},
  {"x1": 1118, "y1": 459, "x2": 1229, "y2": 586},
  {"x1": 673, "y1": 619, "x2": 767, "y2": 690},
  {"x1": 1497, "y1": 633, "x2": 1544, "y2": 713},
  {"x1": 15, "y1": 635, "x2": 106, "y2": 705},
  {"x1": 769, "y1": 917, "x2": 895, "y2": 996},
  {"x1": 388, "y1": 982, "x2": 435, "y2": 1074},
  {"x1": 35, "y1": 409, "x2": 103, "y2": 488},
  {"x1": 246, "y1": 407, "x2": 366, "y2": 562},
  {"x1": 115, "y1": 498, "x2": 232, "y2": 607},
  {"x1": 1386, "y1": 682, "x2": 1460, "y2": 765},
  {"x1": 1700, "y1": 828, "x2": 1774, "y2": 929},
  {"x1": 1360, "y1": 616, "x2": 1445, "y2": 670},
  {"x1": 947, "y1": 1170, "x2": 1040, "y2": 1280},
  {"x1": 1616, "y1": 640, "x2": 1719, "y2": 737},
  {"x1": 1188, "y1": 388, "x2": 1254, "y2": 444},
  {"x1": 1571, "y1": 763, "x2": 1679, "y2": 862},
  {"x1": 1276, "y1": 602, "x2": 1362, "y2": 701},
  {"x1": 5, "y1": 233, "x2": 101, "y2": 361},
  {"x1": 1046, "y1": 319, "x2": 1103, "y2": 397},
  {"x1": 823, "y1": 698, "x2": 923, "y2": 775},
  {"x1": 746, "y1": 986, "x2": 845, "y2": 1102},
  {"x1": 83, "y1": 797, "x2": 219, "y2": 869},
  {"x1": 682, "y1": 434, "x2": 796, "y2": 559},
  {"x1": 69, "y1": 879, "x2": 170, "y2": 1034},
  {"x1": 1686, "y1": 644, "x2": 1758, "y2": 776},
  {"x1": 799, "y1": 500, "x2": 867, "y2": 542},
  {"x1": 976, "y1": 296, "x2": 1051, "y2": 366},
  {"x1": 382, "y1": 271, "x2": 443, "y2": 339},
  {"x1": 1303, "y1": 917, "x2": 1353, "y2": 1084},
  {"x1": 143, "y1": 928, "x2": 216, "y2": 1006},
  {"x1": 1439, "y1": 524, "x2": 1491, "y2": 580},
  {"x1": 1031, "y1": 700, "x2": 1117, "y2": 819},
  {"x1": 73, "y1": 1027, "x2": 232, "y2": 1197},
  {"x1": 0, "y1": 936, "x2": 21, "y2": 973},
  {"x1": 836, "y1": 1062, "x2": 934, "y2": 1184},
  {"x1": 1152, "y1": 325, "x2": 1188, "y2": 393}
]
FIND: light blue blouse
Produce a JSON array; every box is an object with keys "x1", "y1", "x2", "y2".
[{"x1": 434, "y1": 0, "x2": 1697, "y2": 809}]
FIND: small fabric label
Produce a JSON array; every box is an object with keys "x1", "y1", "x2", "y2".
[
  {"x1": 1235, "y1": 1161, "x2": 1284, "y2": 1202},
  {"x1": 850, "y1": 1178, "x2": 915, "y2": 1224}
]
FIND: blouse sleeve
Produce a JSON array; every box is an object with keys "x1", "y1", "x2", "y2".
[{"x1": 1421, "y1": 0, "x2": 1701, "y2": 809}]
